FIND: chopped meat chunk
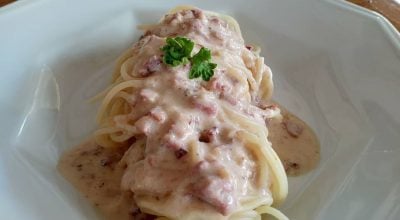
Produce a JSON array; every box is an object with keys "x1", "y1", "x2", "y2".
[
  {"x1": 207, "y1": 76, "x2": 230, "y2": 93},
  {"x1": 138, "y1": 55, "x2": 162, "y2": 76},
  {"x1": 174, "y1": 148, "x2": 188, "y2": 159},
  {"x1": 192, "y1": 98, "x2": 217, "y2": 116},
  {"x1": 191, "y1": 176, "x2": 235, "y2": 215},
  {"x1": 199, "y1": 127, "x2": 219, "y2": 143}
]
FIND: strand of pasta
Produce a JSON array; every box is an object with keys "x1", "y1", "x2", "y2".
[
  {"x1": 92, "y1": 5, "x2": 289, "y2": 219},
  {"x1": 255, "y1": 205, "x2": 289, "y2": 220},
  {"x1": 221, "y1": 102, "x2": 288, "y2": 205},
  {"x1": 96, "y1": 79, "x2": 142, "y2": 123}
]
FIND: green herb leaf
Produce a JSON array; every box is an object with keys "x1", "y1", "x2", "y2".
[
  {"x1": 160, "y1": 37, "x2": 217, "y2": 81},
  {"x1": 189, "y1": 48, "x2": 217, "y2": 81},
  {"x1": 161, "y1": 37, "x2": 194, "y2": 67}
]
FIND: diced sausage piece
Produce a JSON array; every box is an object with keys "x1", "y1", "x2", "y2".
[
  {"x1": 146, "y1": 56, "x2": 162, "y2": 73},
  {"x1": 138, "y1": 56, "x2": 162, "y2": 77},
  {"x1": 207, "y1": 76, "x2": 227, "y2": 93},
  {"x1": 199, "y1": 127, "x2": 219, "y2": 143},
  {"x1": 174, "y1": 148, "x2": 188, "y2": 159},
  {"x1": 283, "y1": 120, "x2": 303, "y2": 138},
  {"x1": 191, "y1": 9, "x2": 204, "y2": 19},
  {"x1": 192, "y1": 99, "x2": 217, "y2": 116},
  {"x1": 206, "y1": 76, "x2": 236, "y2": 105},
  {"x1": 134, "y1": 116, "x2": 156, "y2": 136},
  {"x1": 140, "y1": 89, "x2": 158, "y2": 102},
  {"x1": 150, "y1": 107, "x2": 167, "y2": 122},
  {"x1": 191, "y1": 177, "x2": 235, "y2": 215}
]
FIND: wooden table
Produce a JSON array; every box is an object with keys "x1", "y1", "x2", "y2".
[
  {"x1": 0, "y1": 0, "x2": 399, "y2": 30},
  {"x1": 349, "y1": 0, "x2": 400, "y2": 29}
]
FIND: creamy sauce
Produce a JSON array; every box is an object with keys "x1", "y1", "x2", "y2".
[
  {"x1": 58, "y1": 140, "x2": 138, "y2": 220},
  {"x1": 58, "y1": 106, "x2": 319, "y2": 219},
  {"x1": 58, "y1": 7, "x2": 319, "y2": 220},
  {"x1": 268, "y1": 106, "x2": 320, "y2": 176}
]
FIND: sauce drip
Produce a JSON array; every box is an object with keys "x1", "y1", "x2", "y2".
[
  {"x1": 267, "y1": 105, "x2": 320, "y2": 176},
  {"x1": 58, "y1": 140, "x2": 149, "y2": 220},
  {"x1": 58, "y1": 105, "x2": 320, "y2": 219}
]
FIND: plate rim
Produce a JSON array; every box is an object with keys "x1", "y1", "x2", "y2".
[{"x1": 1, "y1": 0, "x2": 400, "y2": 54}]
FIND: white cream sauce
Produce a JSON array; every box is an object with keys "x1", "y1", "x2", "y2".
[
  {"x1": 58, "y1": 8, "x2": 319, "y2": 220},
  {"x1": 267, "y1": 105, "x2": 320, "y2": 176},
  {"x1": 58, "y1": 105, "x2": 319, "y2": 219}
]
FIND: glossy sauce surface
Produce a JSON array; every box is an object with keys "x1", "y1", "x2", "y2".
[
  {"x1": 58, "y1": 140, "x2": 139, "y2": 220},
  {"x1": 268, "y1": 106, "x2": 320, "y2": 176},
  {"x1": 58, "y1": 104, "x2": 320, "y2": 219}
]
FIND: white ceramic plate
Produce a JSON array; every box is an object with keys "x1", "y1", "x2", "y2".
[{"x1": 0, "y1": 0, "x2": 399, "y2": 219}]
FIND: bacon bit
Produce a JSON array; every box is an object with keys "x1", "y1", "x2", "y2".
[
  {"x1": 207, "y1": 76, "x2": 227, "y2": 93},
  {"x1": 191, "y1": 177, "x2": 235, "y2": 215},
  {"x1": 149, "y1": 107, "x2": 167, "y2": 122},
  {"x1": 191, "y1": 9, "x2": 202, "y2": 18},
  {"x1": 174, "y1": 148, "x2": 188, "y2": 159},
  {"x1": 245, "y1": 45, "x2": 252, "y2": 50},
  {"x1": 192, "y1": 100, "x2": 217, "y2": 116},
  {"x1": 138, "y1": 56, "x2": 162, "y2": 77},
  {"x1": 146, "y1": 56, "x2": 162, "y2": 73},
  {"x1": 199, "y1": 127, "x2": 219, "y2": 143},
  {"x1": 283, "y1": 120, "x2": 303, "y2": 138}
]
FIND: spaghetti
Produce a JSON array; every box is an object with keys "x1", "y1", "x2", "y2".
[{"x1": 92, "y1": 6, "x2": 288, "y2": 220}]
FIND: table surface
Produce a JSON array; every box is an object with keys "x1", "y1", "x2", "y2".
[{"x1": 0, "y1": 0, "x2": 399, "y2": 30}]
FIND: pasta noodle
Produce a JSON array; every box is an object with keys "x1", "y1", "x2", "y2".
[{"x1": 92, "y1": 6, "x2": 288, "y2": 220}]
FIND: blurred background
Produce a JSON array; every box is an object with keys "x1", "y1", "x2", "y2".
[{"x1": 1, "y1": 0, "x2": 399, "y2": 30}]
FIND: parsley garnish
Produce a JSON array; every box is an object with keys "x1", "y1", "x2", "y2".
[
  {"x1": 161, "y1": 37, "x2": 194, "y2": 66},
  {"x1": 161, "y1": 37, "x2": 217, "y2": 81},
  {"x1": 189, "y1": 48, "x2": 217, "y2": 81}
]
